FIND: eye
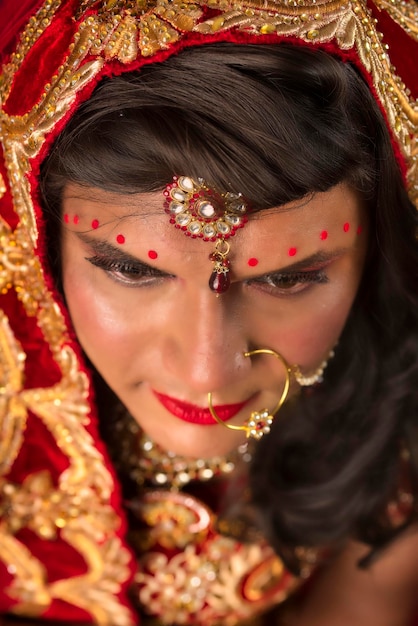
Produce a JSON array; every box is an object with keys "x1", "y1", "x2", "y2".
[
  {"x1": 247, "y1": 270, "x2": 328, "y2": 297},
  {"x1": 86, "y1": 255, "x2": 172, "y2": 287}
]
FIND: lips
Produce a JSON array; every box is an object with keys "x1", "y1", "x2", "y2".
[{"x1": 153, "y1": 390, "x2": 250, "y2": 425}]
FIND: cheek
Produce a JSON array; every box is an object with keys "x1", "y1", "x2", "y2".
[
  {"x1": 256, "y1": 271, "x2": 362, "y2": 367},
  {"x1": 286, "y1": 298, "x2": 351, "y2": 365},
  {"x1": 62, "y1": 268, "x2": 137, "y2": 366}
]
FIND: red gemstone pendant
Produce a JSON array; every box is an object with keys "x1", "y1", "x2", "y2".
[
  {"x1": 208, "y1": 240, "x2": 231, "y2": 294},
  {"x1": 209, "y1": 267, "x2": 231, "y2": 293}
]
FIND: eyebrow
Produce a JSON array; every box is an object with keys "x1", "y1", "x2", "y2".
[
  {"x1": 263, "y1": 248, "x2": 349, "y2": 274},
  {"x1": 76, "y1": 232, "x2": 169, "y2": 275},
  {"x1": 76, "y1": 232, "x2": 147, "y2": 265},
  {"x1": 75, "y1": 232, "x2": 348, "y2": 276}
]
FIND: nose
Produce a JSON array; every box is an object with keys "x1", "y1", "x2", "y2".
[{"x1": 161, "y1": 287, "x2": 250, "y2": 395}]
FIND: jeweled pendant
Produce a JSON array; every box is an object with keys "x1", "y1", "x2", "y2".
[
  {"x1": 163, "y1": 177, "x2": 249, "y2": 294},
  {"x1": 209, "y1": 240, "x2": 231, "y2": 294},
  {"x1": 209, "y1": 266, "x2": 231, "y2": 293}
]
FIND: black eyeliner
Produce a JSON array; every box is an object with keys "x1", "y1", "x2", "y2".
[{"x1": 85, "y1": 255, "x2": 168, "y2": 277}]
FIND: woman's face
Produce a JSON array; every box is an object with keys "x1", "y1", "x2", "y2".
[{"x1": 61, "y1": 182, "x2": 367, "y2": 458}]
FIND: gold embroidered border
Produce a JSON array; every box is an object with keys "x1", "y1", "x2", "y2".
[
  {"x1": 2, "y1": 1, "x2": 417, "y2": 211},
  {"x1": 373, "y1": 0, "x2": 418, "y2": 41},
  {"x1": 0, "y1": 8, "x2": 133, "y2": 620},
  {"x1": 0, "y1": 1, "x2": 63, "y2": 102},
  {"x1": 0, "y1": 310, "x2": 134, "y2": 624},
  {"x1": 74, "y1": 0, "x2": 418, "y2": 206}
]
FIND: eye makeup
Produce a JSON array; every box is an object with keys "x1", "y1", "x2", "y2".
[{"x1": 74, "y1": 227, "x2": 352, "y2": 295}]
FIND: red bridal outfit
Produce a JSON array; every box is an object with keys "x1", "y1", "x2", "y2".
[{"x1": 0, "y1": 1, "x2": 417, "y2": 624}]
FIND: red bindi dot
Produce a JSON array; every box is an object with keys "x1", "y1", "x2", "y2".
[
  {"x1": 116, "y1": 234, "x2": 125, "y2": 244},
  {"x1": 148, "y1": 250, "x2": 158, "y2": 260},
  {"x1": 92, "y1": 219, "x2": 100, "y2": 229},
  {"x1": 73, "y1": 215, "x2": 79, "y2": 225},
  {"x1": 320, "y1": 230, "x2": 328, "y2": 240},
  {"x1": 64, "y1": 214, "x2": 70, "y2": 224},
  {"x1": 288, "y1": 247, "x2": 297, "y2": 257},
  {"x1": 356, "y1": 225, "x2": 363, "y2": 235},
  {"x1": 343, "y1": 222, "x2": 350, "y2": 233},
  {"x1": 248, "y1": 257, "x2": 259, "y2": 267}
]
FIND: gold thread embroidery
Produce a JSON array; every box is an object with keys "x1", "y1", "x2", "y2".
[
  {"x1": 192, "y1": 0, "x2": 418, "y2": 206},
  {"x1": 0, "y1": 172, "x2": 6, "y2": 199},
  {"x1": 0, "y1": 4, "x2": 135, "y2": 617},
  {"x1": 0, "y1": 526, "x2": 51, "y2": 615},
  {"x1": 50, "y1": 533, "x2": 133, "y2": 626},
  {"x1": 2, "y1": 1, "x2": 416, "y2": 209},
  {"x1": 0, "y1": 309, "x2": 133, "y2": 623},
  {"x1": 373, "y1": 0, "x2": 418, "y2": 41},
  {"x1": 0, "y1": 0, "x2": 63, "y2": 102},
  {"x1": 0, "y1": 59, "x2": 104, "y2": 244},
  {"x1": 0, "y1": 483, "x2": 133, "y2": 625},
  {"x1": 0, "y1": 311, "x2": 27, "y2": 476},
  {"x1": 48, "y1": 0, "x2": 418, "y2": 206},
  {"x1": 133, "y1": 491, "x2": 298, "y2": 626}
]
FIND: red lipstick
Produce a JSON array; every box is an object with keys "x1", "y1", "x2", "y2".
[{"x1": 153, "y1": 390, "x2": 250, "y2": 425}]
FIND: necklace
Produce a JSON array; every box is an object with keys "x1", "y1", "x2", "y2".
[
  {"x1": 109, "y1": 405, "x2": 253, "y2": 491},
  {"x1": 137, "y1": 434, "x2": 252, "y2": 490}
]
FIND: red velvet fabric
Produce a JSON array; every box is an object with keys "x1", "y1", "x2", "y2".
[{"x1": 0, "y1": 0, "x2": 44, "y2": 62}]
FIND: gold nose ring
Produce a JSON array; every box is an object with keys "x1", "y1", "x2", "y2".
[{"x1": 207, "y1": 348, "x2": 292, "y2": 440}]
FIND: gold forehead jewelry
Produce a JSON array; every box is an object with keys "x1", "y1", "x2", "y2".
[
  {"x1": 163, "y1": 176, "x2": 248, "y2": 294},
  {"x1": 208, "y1": 348, "x2": 292, "y2": 440}
]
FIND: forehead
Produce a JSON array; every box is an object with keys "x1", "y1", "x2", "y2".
[
  {"x1": 61, "y1": 182, "x2": 366, "y2": 274},
  {"x1": 62, "y1": 181, "x2": 363, "y2": 224}
]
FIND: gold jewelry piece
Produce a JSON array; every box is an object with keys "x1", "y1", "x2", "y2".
[
  {"x1": 137, "y1": 432, "x2": 252, "y2": 490},
  {"x1": 163, "y1": 176, "x2": 248, "y2": 294},
  {"x1": 109, "y1": 406, "x2": 253, "y2": 491},
  {"x1": 208, "y1": 348, "x2": 292, "y2": 441},
  {"x1": 293, "y1": 349, "x2": 335, "y2": 386}
]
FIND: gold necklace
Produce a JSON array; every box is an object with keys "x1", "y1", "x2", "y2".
[{"x1": 109, "y1": 405, "x2": 253, "y2": 491}]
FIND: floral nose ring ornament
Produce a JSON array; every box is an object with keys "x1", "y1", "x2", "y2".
[{"x1": 163, "y1": 176, "x2": 248, "y2": 294}]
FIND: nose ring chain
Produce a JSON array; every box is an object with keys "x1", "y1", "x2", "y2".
[{"x1": 208, "y1": 348, "x2": 292, "y2": 440}]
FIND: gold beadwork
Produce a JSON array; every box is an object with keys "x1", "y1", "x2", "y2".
[
  {"x1": 134, "y1": 496, "x2": 297, "y2": 626},
  {"x1": 0, "y1": 0, "x2": 62, "y2": 102}
]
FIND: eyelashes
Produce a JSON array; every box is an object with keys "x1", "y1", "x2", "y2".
[
  {"x1": 86, "y1": 255, "x2": 170, "y2": 286},
  {"x1": 247, "y1": 270, "x2": 329, "y2": 296},
  {"x1": 86, "y1": 254, "x2": 329, "y2": 296}
]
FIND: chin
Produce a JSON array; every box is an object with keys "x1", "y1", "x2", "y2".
[{"x1": 142, "y1": 418, "x2": 246, "y2": 459}]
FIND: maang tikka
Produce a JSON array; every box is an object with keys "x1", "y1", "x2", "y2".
[{"x1": 163, "y1": 176, "x2": 248, "y2": 294}]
